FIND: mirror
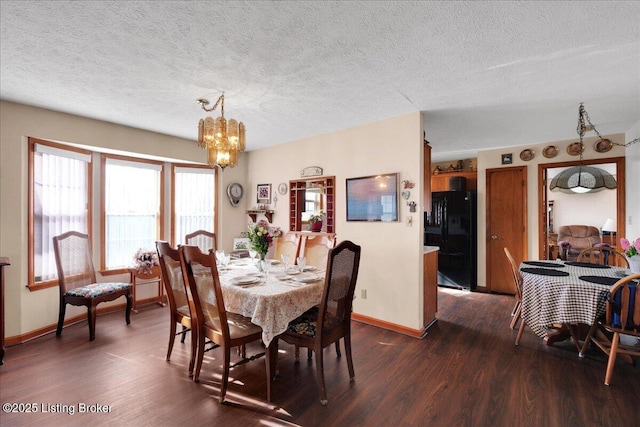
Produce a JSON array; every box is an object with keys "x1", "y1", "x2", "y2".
[
  {"x1": 289, "y1": 176, "x2": 335, "y2": 233},
  {"x1": 538, "y1": 157, "x2": 625, "y2": 260}
]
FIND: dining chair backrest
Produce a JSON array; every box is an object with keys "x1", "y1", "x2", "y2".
[
  {"x1": 503, "y1": 247, "x2": 523, "y2": 299},
  {"x1": 319, "y1": 240, "x2": 361, "y2": 334},
  {"x1": 185, "y1": 230, "x2": 217, "y2": 254},
  {"x1": 577, "y1": 246, "x2": 630, "y2": 268},
  {"x1": 302, "y1": 233, "x2": 336, "y2": 268},
  {"x1": 53, "y1": 231, "x2": 97, "y2": 292},
  {"x1": 156, "y1": 241, "x2": 190, "y2": 316},
  {"x1": 274, "y1": 232, "x2": 302, "y2": 263},
  {"x1": 583, "y1": 272, "x2": 640, "y2": 385},
  {"x1": 180, "y1": 245, "x2": 227, "y2": 340}
]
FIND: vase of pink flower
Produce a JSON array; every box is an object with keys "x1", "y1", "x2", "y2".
[
  {"x1": 247, "y1": 220, "x2": 283, "y2": 268},
  {"x1": 619, "y1": 237, "x2": 640, "y2": 273}
]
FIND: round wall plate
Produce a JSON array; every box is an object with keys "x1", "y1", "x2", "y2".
[
  {"x1": 542, "y1": 145, "x2": 558, "y2": 158},
  {"x1": 277, "y1": 182, "x2": 288, "y2": 195},
  {"x1": 567, "y1": 142, "x2": 584, "y2": 156},
  {"x1": 594, "y1": 138, "x2": 613, "y2": 153},
  {"x1": 519, "y1": 149, "x2": 535, "y2": 161}
]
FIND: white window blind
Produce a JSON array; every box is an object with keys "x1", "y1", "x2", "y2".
[
  {"x1": 174, "y1": 167, "x2": 215, "y2": 245},
  {"x1": 33, "y1": 144, "x2": 90, "y2": 282},
  {"x1": 104, "y1": 159, "x2": 161, "y2": 269}
]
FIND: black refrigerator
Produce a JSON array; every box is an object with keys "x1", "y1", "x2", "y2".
[{"x1": 425, "y1": 191, "x2": 477, "y2": 290}]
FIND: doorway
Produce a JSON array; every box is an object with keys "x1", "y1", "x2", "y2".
[
  {"x1": 486, "y1": 166, "x2": 527, "y2": 294},
  {"x1": 537, "y1": 157, "x2": 626, "y2": 260}
]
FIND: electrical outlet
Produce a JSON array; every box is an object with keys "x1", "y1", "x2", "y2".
[{"x1": 361, "y1": 289, "x2": 367, "y2": 299}]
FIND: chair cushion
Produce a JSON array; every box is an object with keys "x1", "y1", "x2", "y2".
[
  {"x1": 287, "y1": 306, "x2": 341, "y2": 337},
  {"x1": 611, "y1": 284, "x2": 638, "y2": 331},
  {"x1": 65, "y1": 282, "x2": 131, "y2": 298},
  {"x1": 202, "y1": 308, "x2": 262, "y2": 339}
]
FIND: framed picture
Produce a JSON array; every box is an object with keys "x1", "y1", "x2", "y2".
[
  {"x1": 501, "y1": 153, "x2": 513, "y2": 165},
  {"x1": 233, "y1": 238, "x2": 250, "y2": 251},
  {"x1": 256, "y1": 183, "x2": 271, "y2": 204},
  {"x1": 346, "y1": 173, "x2": 399, "y2": 222}
]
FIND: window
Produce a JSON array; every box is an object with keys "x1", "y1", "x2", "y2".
[
  {"x1": 103, "y1": 156, "x2": 163, "y2": 271},
  {"x1": 29, "y1": 139, "x2": 92, "y2": 288},
  {"x1": 173, "y1": 165, "x2": 216, "y2": 245}
]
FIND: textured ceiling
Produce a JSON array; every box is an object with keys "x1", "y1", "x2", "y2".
[{"x1": 1, "y1": 1, "x2": 639, "y2": 161}]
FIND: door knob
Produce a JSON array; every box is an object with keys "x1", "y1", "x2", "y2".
[{"x1": 491, "y1": 235, "x2": 499, "y2": 240}]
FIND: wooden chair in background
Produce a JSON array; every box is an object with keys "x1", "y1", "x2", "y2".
[
  {"x1": 577, "y1": 247, "x2": 630, "y2": 268},
  {"x1": 156, "y1": 241, "x2": 195, "y2": 376},
  {"x1": 301, "y1": 233, "x2": 336, "y2": 269},
  {"x1": 180, "y1": 245, "x2": 273, "y2": 403},
  {"x1": 52, "y1": 231, "x2": 132, "y2": 341},
  {"x1": 276, "y1": 240, "x2": 361, "y2": 405},
  {"x1": 504, "y1": 247, "x2": 524, "y2": 330},
  {"x1": 579, "y1": 273, "x2": 640, "y2": 385},
  {"x1": 274, "y1": 232, "x2": 301, "y2": 264},
  {"x1": 185, "y1": 230, "x2": 217, "y2": 254}
]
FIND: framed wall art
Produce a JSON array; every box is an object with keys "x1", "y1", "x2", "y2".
[
  {"x1": 501, "y1": 153, "x2": 513, "y2": 165},
  {"x1": 346, "y1": 173, "x2": 399, "y2": 222},
  {"x1": 256, "y1": 183, "x2": 271, "y2": 204}
]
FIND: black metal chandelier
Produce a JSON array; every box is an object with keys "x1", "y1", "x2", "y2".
[{"x1": 549, "y1": 103, "x2": 617, "y2": 194}]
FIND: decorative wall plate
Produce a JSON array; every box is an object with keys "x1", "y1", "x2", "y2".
[
  {"x1": 594, "y1": 138, "x2": 613, "y2": 153},
  {"x1": 519, "y1": 149, "x2": 535, "y2": 161},
  {"x1": 542, "y1": 145, "x2": 558, "y2": 158},
  {"x1": 277, "y1": 182, "x2": 288, "y2": 195},
  {"x1": 567, "y1": 142, "x2": 584, "y2": 156}
]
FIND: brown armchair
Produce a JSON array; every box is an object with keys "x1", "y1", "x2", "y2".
[{"x1": 557, "y1": 225, "x2": 602, "y2": 261}]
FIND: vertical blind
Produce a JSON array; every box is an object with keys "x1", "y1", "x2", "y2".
[
  {"x1": 174, "y1": 167, "x2": 215, "y2": 245},
  {"x1": 33, "y1": 143, "x2": 91, "y2": 282}
]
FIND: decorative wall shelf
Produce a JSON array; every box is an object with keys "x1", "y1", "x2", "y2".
[{"x1": 247, "y1": 210, "x2": 274, "y2": 223}]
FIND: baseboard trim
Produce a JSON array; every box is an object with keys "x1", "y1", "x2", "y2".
[
  {"x1": 5, "y1": 299, "x2": 163, "y2": 346},
  {"x1": 351, "y1": 312, "x2": 428, "y2": 339}
]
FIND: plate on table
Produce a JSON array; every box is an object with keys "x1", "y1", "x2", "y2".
[
  {"x1": 296, "y1": 273, "x2": 322, "y2": 283},
  {"x1": 285, "y1": 268, "x2": 300, "y2": 275},
  {"x1": 232, "y1": 276, "x2": 261, "y2": 286},
  {"x1": 302, "y1": 266, "x2": 316, "y2": 272}
]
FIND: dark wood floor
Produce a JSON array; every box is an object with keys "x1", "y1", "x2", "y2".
[{"x1": 1, "y1": 288, "x2": 638, "y2": 426}]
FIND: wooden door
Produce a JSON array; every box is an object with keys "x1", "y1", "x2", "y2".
[{"x1": 486, "y1": 166, "x2": 527, "y2": 294}]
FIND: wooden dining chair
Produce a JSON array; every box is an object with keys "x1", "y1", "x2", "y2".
[
  {"x1": 52, "y1": 231, "x2": 132, "y2": 341},
  {"x1": 578, "y1": 273, "x2": 640, "y2": 385},
  {"x1": 301, "y1": 233, "x2": 336, "y2": 268},
  {"x1": 276, "y1": 240, "x2": 361, "y2": 405},
  {"x1": 504, "y1": 247, "x2": 524, "y2": 330},
  {"x1": 577, "y1": 246, "x2": 630, "y2": 268},
  {"x1": 274, "y1": 232, "x2": 301, "y2": 264},
  {"x1": 156, "y1": 241, "x2": 196, "y2": 376},
  {"x1": 185, "y1": 230, "x2": 217, "y2": 254},
  {"x1": 180, "y1": 245, "x2": 273, "y2": 403}
]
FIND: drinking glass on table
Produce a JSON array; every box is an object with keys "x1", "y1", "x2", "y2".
[
  {"x1": 249, "y1": 249, "x2": 258, "y2": 266},
  {"x1": 215, "y1": 250, "x2": 225, "y2": 266},
  {"x1": 281, "y1": 254, "x2": 291, "y2": 272},
  {"x1": 260, "y1": 259, "x2": 271, "y2": 280},
  {"x1": 220, "y1": 253, "x2": 231, "y2": 271},
  {"x1": 297, "y1": 256, "x2": 306, "y2": 273}
]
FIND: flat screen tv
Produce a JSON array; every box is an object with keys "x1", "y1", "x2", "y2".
[{"x1": 346, "y1": 173, "x2": 399, "y2": 222}]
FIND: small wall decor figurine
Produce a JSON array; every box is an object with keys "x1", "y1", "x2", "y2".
[
  {"x1": 402, "y1": 180, "x2": 415, "y2": 189},
  {"x1": 407, "y1": 201, "x2": 417, "y2": 212}
]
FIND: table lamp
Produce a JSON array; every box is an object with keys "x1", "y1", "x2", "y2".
[{"x1": 601, "y1": 218, "x2": 616, "y2": 246}]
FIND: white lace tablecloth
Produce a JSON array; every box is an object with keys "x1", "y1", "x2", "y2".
[
  {"x1": 192, "y1": 259, "x2": 324, "y2": 346},
  {"x1": 520, "y1": 260, "x2": 628, "y2": 338}
]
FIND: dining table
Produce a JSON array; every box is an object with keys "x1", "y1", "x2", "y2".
[
  {"x1": 191, "y1": 258, "x2": 325, "y2": 347},
  {"x1": 519, "y1": 259, "x2": 630, "y2": 346}
]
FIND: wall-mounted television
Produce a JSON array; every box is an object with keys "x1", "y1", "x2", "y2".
[{"x1": 346, "y1": 173, "x2": 399, "y2": 222}]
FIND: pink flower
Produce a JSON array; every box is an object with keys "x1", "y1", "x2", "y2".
[
  {"x1": 619, "y1": 237, "x2": 639, "y2": 257},
  {"x1": 620, "y1": 238, "x2": 631, "y2": 251},
  {"x1": 635, "y1": 238, "x2": 640, "y2": 252}
]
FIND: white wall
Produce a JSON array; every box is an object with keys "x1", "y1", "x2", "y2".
[
  {"x1": 549, "y1": 178, "x2": 617, "y2": 232},
  {"x1": 625, "y1": 119, "x2": 640, "y2": 239},
  {"x1": 245, "y1": 112, "x2": 426, "y2": 329}
]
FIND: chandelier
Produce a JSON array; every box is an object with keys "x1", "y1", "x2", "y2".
[
  {"x1": 197, "y1": 93, "x2": 245, "y2": 169},
  {"x1": 549, "y1": 103, "x2": 617, "y2": 194}
]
